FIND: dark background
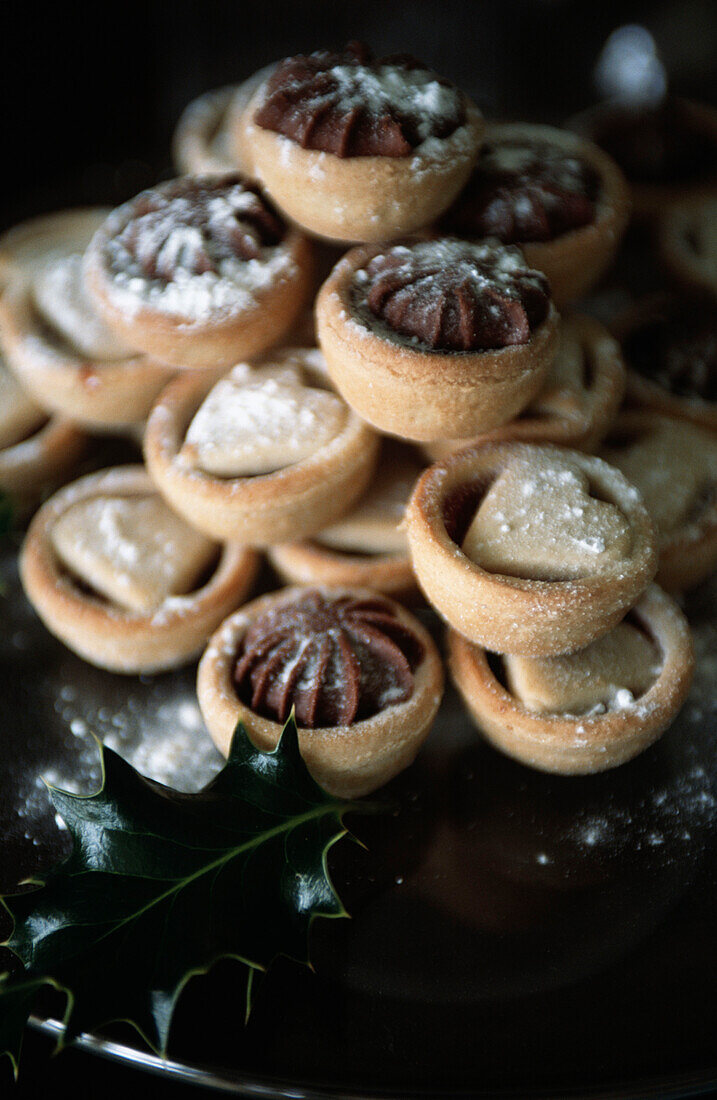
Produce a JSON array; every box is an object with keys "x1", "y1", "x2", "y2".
[{"x1": 3, "y1": 1, "x2": 717, "y2": 1096}]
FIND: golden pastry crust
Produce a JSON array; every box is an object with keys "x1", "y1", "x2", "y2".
[
  {"x1": 0, "y1": 208, "x2": 110, "y2": 294},
  {"x1": 658, "y1": 195, "x2": 717, "y2": 294},
  {"x1": 0, "y1": 277, "x2": 173, "y2": 429},
  {"x1": 267, "y1": 540, "x2": 417, "y2": 601},
  {"x1": 405, "y1": 442, "x2": 657, "y2": 657},
  {"x1": 614, "y1": 293, "x2": 717, "y2": 432},
  {"x1": 144, "y1": 348, "x2": 379, "y2": 545},
  {"x1": 0, "y1": 417, "x2": 87, "y2": 516},
  {"x1": 316, "y1": 242, "x2": 560, "y2": 442},
  {"x1": 83, "y1": 178, "x2": 315, "y2": 371},
  {"x1": 448, "y1": 584, "x2": 694, "y2": 774},
  {"x1": 568, "y1": 97, "x2": 717, "y2": 220},
  {"x1": 601, "y1": 410, "x2": 717, "y2": 592},
  {"x1": 445, "y1": 123, "x2": 631, "y2": 307},
  {"x1": 424, "y1": 312, "x2": 625, "y2": 461},
  {"x1": 196, "y1": 586, "x2": 444, "y2": 798},
  {"x1": 235, "y1": 78, "x2": 484, "y2": 243},
  {"x1": 20, "y1": 466, "x2": 259, "y2": 674}
]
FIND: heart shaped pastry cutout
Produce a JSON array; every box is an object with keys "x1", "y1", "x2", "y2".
[
  {"x1": 602, "y1": 418, "x2": 717, "y2": 536},
  {"x1": 504, "y1": 621, "x2": 660, "y2": 713},
  {"x1": 180, "y1": 360, "x2": 347, "y2": 477},
  {"x1": 33, "y1": 253, "x2": 134, "y2": 361},
  {"x1": 51, "y1": 494, "x2": 216, "y2": 613},
  {"x1": 462, "y1": 451, "x2": 634, "y2": 580}
]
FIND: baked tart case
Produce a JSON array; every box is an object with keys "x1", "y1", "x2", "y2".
[
  {"x1": 0, "y1": 209, "x2": 174, "y2": 428},
  {"x1": 659, "y1": 195, "x2": 717, "y2": 296},
  {"x1": 84, "y1": 175, "x2": 314, "y2": 371},
  {"x1": 0, "y1": 353, "x2": 87, "y2": 514},
  {"x1": 144, "y1": 346, "x2": 379, "y2": 546},
  {"x1": 406, "y1": 442, "x2": 657, "y2": 657},
  {"x1": 316, "y1": 237, "x2": 559, "y2": 442},
  {"x1": 424, "y1": 312, "x2": 626, "y2": 461},
  {"x1": 448, "y1": 584, "x2": 694, "y2": 776},
  {"x1": 234, "y1": 42, "x2": 484, "y2": 243},
  {"x1": 20, "y1": 466, "x2": 259, "y2": 674},
  {"x1": 615, "y1": 291, "x2": 717, "y2": 431},
  {"x1": 197, "y1": 585, "x2": 444, "y2": 798},
  {"x1": 601, "y1": 410, "x2": 717, "y2": 592},
  {"x1": 442, "y1": 122, "x2": 630, "y2": 306},
  {"x1": 569, "y1": 95, "x2": 717, "y2": 219},
  {"x1": 268, "y1": 438, "x2": 423, "y2": 598}
]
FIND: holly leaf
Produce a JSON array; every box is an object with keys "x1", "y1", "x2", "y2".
[{"x1": 1, "y1": 715, "x2": 356, "y2": 1072}]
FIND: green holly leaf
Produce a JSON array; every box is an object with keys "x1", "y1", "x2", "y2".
[{"x1": 1, "y1": 716, "x2": 356, "y2": 1071}]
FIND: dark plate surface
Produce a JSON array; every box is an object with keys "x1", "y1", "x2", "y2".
[{"x1": 2, "y1": 542, "x2": 717, "y2": 1098}]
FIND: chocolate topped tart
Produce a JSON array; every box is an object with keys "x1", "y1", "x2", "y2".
[
  {"x1": 253, "y1": 41, "x2": 466, "y2": 158},
  {"x1": 354, "y1": 238, "x2": 551, "y2": 351},
  {"x1": 233, "y1": 589, "x2": 424, "y2": 728},
  {"x1": 443, "y1": 138, "x2": 600, "y2": 244}
]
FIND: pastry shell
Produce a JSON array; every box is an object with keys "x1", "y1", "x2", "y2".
[
  {"x1": 235, "y1": 79, "x2": 484, "y2": 243},
  {"x1": 658, "y1": 195, "x2": 717, "y2": 295},
  {"x1": 452, "y1": 123, "x2": 631, "y2": 307},
  {"x1": 0, "y1": 277, "x2": 173, "y2": 429},
  {"x1": 448, "y1": 584, "x2": 694, "y2": 775},
  {"x1": 268, "y1": 541, "x2": 417, "y2": 601},
  {"x1": 405, "y1": 442, "x2": 657, "y2": 656},
  {"x1": 20, "y1": 466, "x2": 259, "y2": 673},
  {"x1": 0, "y1": 208, "x2": 110, "y2": 294},
  {"x1": 83, "y1": 185, "x2": 315, "y2": 372},
  {"x1": 601, "y1": 410, "x2": 717, "y2": 592},
  {"x1": 143, "y1": 349, "x2": 380, "y2": 545},
  {"x1": 614, "y1": 293, "x2": 717, "y2": 433},
  {"x1": 0, "y1": 417, "x2": 87, "y2": 517},
  {"x1": 196, "y1": 586, "x2": 444, "y2": 798},
  {"x1": 424, "y1": 312, "x2": 625, "y2": 461},
  {"x1": 568, "y1": 97, "x2": 717, "y2": 221},
  {"x1": 316, "y1": 244, "x2": 560, "y2": 442}
]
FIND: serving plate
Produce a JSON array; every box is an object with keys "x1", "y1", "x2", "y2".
[{"x1": 2, "y1": 540, "x2": 717, "y2": 1098}]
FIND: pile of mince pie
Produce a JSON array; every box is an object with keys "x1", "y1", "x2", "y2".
[{"x1": 3, "y1": 42, "x2": 717, "y2": 796}]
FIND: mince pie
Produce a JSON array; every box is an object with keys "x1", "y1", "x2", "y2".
[
  {"x1": 615, "y1": 291, "x2": 717, "y2": 431},
  {"x1": 569, "y1": 96, "x2": 717, "y2": 219},
  {"x1": 441, "y1": 122, "x2": 630, "y2": 306},
  {"x1": 144, "y1": 347, "x2": 379, "y2": 546},
  {"x1": 659, "y1": 195, "x2": 717, "y2": 296},
  {"x1": 196, "y1": 586, "x2": 443, "y2": 797},
  {"x1": 268, "y1": 438, "x2": 423, "y2": 598},
  {"x1": 0, "y1": 208, "x2": 173, "y2": 428},
  {"x1": 234, "y1": 42, "x2": 484, "y2": 243},
  {"x1": 0, "y1": 354, "x2": 86, "y2": 514},
  {"x1": 425, "y1": 312, "x2": 625, "y2": 461},
  {"x1": 20, "y1": 466, "x2": 258, "y2": 673},
  {"x1": 84, "y1": 175, "x2": 314, "y2": 371},
  {"x1": 405, "y1": 442, "x2": 656, "y2": 656},
  {"x1": 172, "y1": 64, "x2": 277, "y2": 177},
  {"x1": 316, "y1": 237, "x2": 559, "y2": 442},
  {"x1": 448, "y1": 584, "x2": 693, "y2": 774},
  {"x1": 601, "y1": 411, "x2": 717, "y2": 591}
]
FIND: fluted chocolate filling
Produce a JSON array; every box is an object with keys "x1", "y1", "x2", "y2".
[
  {"x1": 443, "y1": 139, "x2": 600, "y2": 244},
  {"x1": 233, "y1": 590, "x2": 424, "y2": 728},
  {"x1": 254, "y1": 41, "x2": 465, "y2": 158},
  {"x1": 355, "y1": 239, "x2": 550, "y2": 352}
]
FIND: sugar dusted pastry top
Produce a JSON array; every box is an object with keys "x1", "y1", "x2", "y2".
[
  {"x1": 353, "y1": 238, "x2": 551, "y2": 352},
  {"x1": 253, "y1": 41, "x2": 467, "y2": 158},
  {"x1": 51, "y1": 494, "x2": 216, "y2": 614},
  {"x1": 232, "y1": 589, "x2": 425, "y2": 727},
  {"x1": 0, "y1": 357, "x2": 46, "y2": 450},
  {"x1": 33, "y1": 252, "x2": 134, "y2": 361},
  {"x1": 461, "y1": 450, "x2": 635, "y2": 581},
  {"x1": 504, "y1": 622, "x2": 660, "y2": 715},
  {"x1": 180, "y1": 356, "x2": 347, "y2": 477},
  {"x1": 91, "y1": 175, "x2": 296, "y2": 323},
  {"x1": 444, "y1": 137, "x2": 600, "y2": 243}
]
